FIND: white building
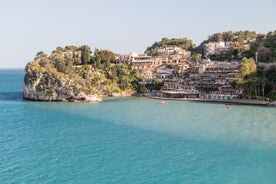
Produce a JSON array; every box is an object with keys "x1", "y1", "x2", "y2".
[{"x1": 204, "y1": 42, "x2": 226, "y2": 56}]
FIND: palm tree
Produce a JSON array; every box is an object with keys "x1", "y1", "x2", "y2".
[
  {"x1": 259, "y1": 77, "x2": 267, "y2": 101},
  {"x1": 236, "y1": 78, "x2": 245, "y2": 98}
]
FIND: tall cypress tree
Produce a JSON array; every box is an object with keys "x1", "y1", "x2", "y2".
[{"x1": 80, "y1": 45, "x2": 91, "y2": 65}]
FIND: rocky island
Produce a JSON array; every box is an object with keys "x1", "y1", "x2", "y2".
[{"x1": 23, "y1": 45, "x2": 141, "y2": 102}]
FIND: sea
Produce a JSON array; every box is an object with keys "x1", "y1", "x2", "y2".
[{"x1": 0, "y1": 69, "x2": 275, "y2": 184}]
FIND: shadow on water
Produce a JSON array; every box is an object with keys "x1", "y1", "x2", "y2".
[{"x1": 0, "y1": 92, "x2": 22, "y2": 101}]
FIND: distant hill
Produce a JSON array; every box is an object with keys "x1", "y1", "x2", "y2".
[{"x1": 145, "y1": 37, "x2": 195, "y2": 56}]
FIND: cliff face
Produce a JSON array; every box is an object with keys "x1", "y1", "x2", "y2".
[{"x1": 23, "y1": 62, "x2": 102, "y2": 102}]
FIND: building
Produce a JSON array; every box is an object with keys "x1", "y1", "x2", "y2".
[
  {"x1": 117, "y1": 53, "x2": 132, "y2": 64},
  {"x1": 159, "y1": 79, "x2": 200, "y2": 98},
  {"x1": 204, "y1": 41, "x2": 231, "y2": 57},
  {"x1": 181, "y1": 61, "x2": 240, "y2": 96},
  {"x1": 131, "y1": 55, "x2": 153, "y2": 70}
]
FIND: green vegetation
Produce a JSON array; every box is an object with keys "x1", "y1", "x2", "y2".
[
  {"x1": 191, "y1": 53, "x2": 202, "y2": 63},
  {"x1": 231, "y1": 57, "x2": 276, "y2": 100},
  {"x1": 245, "y1": 31, "x2": 276, "y2": 63},
  {"x1": 80, "y1": 45, "x2": 91, "y2": 65},
  {"x1": 208, "y1": 31, "x2": 257, "y2": 43},
  {"x1": 145, "y1": 37, "x2": 195, "y2": 56},
  {"x1": 238, "y1": 57, "x2": 256, "y2": 77},
  {"x1": 25, "y1": 45, "x2": 142, "y2": 96}
]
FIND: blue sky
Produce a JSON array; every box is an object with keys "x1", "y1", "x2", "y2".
[{"x1": 0, "y1": 0, "x2": 275, "y2": 68}]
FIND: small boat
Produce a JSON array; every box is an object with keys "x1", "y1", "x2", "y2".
[{"x1": 160, "y1": 101, "x2": 166, "y2": 105}]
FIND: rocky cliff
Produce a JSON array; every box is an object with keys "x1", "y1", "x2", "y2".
[{"x1": 23, "y1": 62, "x2": 102, "y2": 102}]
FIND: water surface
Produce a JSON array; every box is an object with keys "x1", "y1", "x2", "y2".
[{"x1": 0, "y1": 69, "x2": 275, "y2": 183}]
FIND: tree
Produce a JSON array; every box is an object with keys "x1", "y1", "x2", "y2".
[
  {"x1": 130, "y1": 70, "x2": 141, "y2": 91},
  {"x1": 257, "y1": 46, "x2": 272, "y2": 62},
  {"x1": 234, "y1": 31, "x2": 246, "y2": 43},
  {"x1": 54, "y1": 55, "x2": 66, "y2": 73},
  {"x1": 192, "y1": 53, "x2": 202, "y2": 63},
  {"x1": 92, "y1": 53, "x2": 102, "y2": 70},
  {"x1": 80, "y1": 45, "x2": 91, "y2": 65},
  {"x1": 264, "y1": 66, "x2": 276, "y2": 92},
  {"x1": 210, "y1": 33, "x2": 223, "y2": 42},
  {"x1": 96, "y1": 50, "x2": 116, "y2": 66},
  {"x1": 238, "y1": 57, "x2": 256, "y2": 77},
  {"x1": 65, "y1": 45, "x2": 77, "y2": 51},
  {"x1": 259, "y1": 77, "x2": 267, "y2": 100},
  {"x1": 38, "y1": 58, "x2": 51, "y2": 68},
  {"x1": 35, "y1": 51, "x2": 48, "y2": 61},
  {"x1": 222, "y1": 31, "x2": 234, "y2": 42},
  {"x1": 256, "y1": 33, "x2": 265, "y2": 41},
  {"x1": 73, "y1": 52, "x2": 82, "y2": 65},
  {"x1": 154, "y1": 79, "x2": 164, "y2": 90},
  {"x1": 34, "y1": 51, "x2": 52, "y2": 68},
  {"x1": 237, "y1": 57, "x2": 257, "y2": 99}
]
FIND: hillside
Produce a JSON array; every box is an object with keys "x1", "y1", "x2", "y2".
[{"x1": 245, "y1": 31, "x2": 276, "y2": 62}]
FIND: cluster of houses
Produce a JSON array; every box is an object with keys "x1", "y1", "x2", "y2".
[
  {"x1": 204, "y1": 36, "x2": 257, "y2": 58},
  {"x1": 116, "y1": 46, "x2": 243, "y2": 100},
  {"x1": 117, "y1": 46, "x2": 191, "y2": 71},
  {"x1": 160, "y1": 60, "x2": 241, "y2": 100}
]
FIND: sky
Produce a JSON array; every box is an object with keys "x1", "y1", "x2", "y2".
[{"x1": 0, "y1": 0, "x2": 275, "y2": 68}]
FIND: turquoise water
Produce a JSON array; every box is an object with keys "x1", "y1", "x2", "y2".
[{"x1": 0, "y1": 69, "x2": 276, "y2": 184}]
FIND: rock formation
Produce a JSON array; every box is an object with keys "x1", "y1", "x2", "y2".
[{"x1": 23, "y1": 63, "x2": 102, "y2": 102}]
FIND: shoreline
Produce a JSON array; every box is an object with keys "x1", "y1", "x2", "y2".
[
  {"x1": 22, "y1": 93, "x2": 276, "y2": 107},
  {"x1": 147, "y1": 96, "x2": 276, "y2": 107}
]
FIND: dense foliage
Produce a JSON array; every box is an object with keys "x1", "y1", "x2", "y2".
[
  {"x1": 231, "y1": 57, "x2": 276, "y2": 100},
  {"x1": 238, "y1": 57, "x2": 256, "y2": 77},
  {"x1": 145, "y1": 37, "x2": 195, "y2": 56},
  {"x1": 245, "y1": 31, "x2": 276, "y2": 63},
  {"x1": 208, "y1": 31, "x2": 257, "y2": 43}
]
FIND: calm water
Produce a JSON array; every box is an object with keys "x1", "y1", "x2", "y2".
[{"x1": 0, "y1": 69, "x2": 276, "y2": 184}]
